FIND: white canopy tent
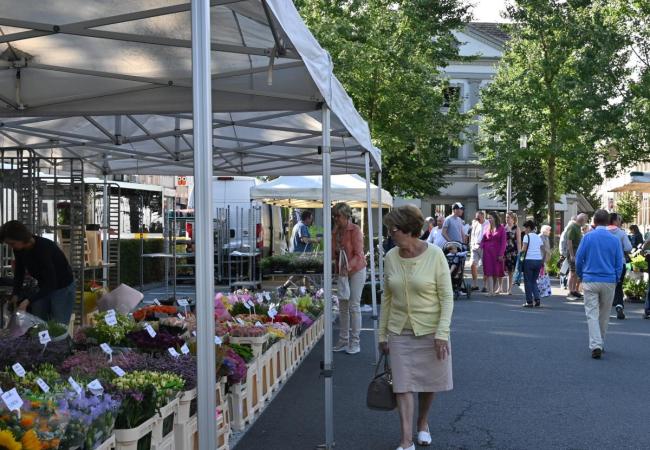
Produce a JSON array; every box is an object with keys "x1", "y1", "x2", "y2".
[
  {"x1": 0, "y1": 1, "x2": 384, "y2": 449},
  {"x1": 250, "y1": 174, "x2": 393, "y2": 208}
]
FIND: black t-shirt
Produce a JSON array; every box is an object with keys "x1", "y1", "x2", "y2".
[{"x1": 12, "y1": 236, "x2": 74, "y2": 302}]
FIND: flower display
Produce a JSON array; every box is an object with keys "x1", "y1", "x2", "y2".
[
  {"x1": 132, "y1": 305, "x2": 177, "y2": 322},
  {"x1": 0, "y1": 336, "x2": 72, "y2": 371},
  {"x1": 78, "y1": 312, "x2": 136, "y2": 346},
  {"x1": 113, "y1": 371, "x2": 184, "y2": 406},
  {"x1": 61, "y1": 392, "x2": 120, "y2": 450},
  {"x1": 0, "y1": 429, "x2": 21, "y2": 450},
  {"x1": 219, "y1": 349, "x2": 247, "y2": 384},
  {"x1": 126, "y1": 329, "x2": 184, "y2": 353}
]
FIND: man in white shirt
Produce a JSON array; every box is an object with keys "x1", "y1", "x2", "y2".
[
  {"x1": 427, "y1": 216, "x2": 446, "y2": 248},
  {"x1": 469, "y1": 211, "x2": 488, "y2": 290}
]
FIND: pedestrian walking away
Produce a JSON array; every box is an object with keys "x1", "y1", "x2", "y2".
[
  {"x1": 608, "y1": 213, "x2": 632, "y2": 320},
  {"x1": 520, "y1": 220, "x2": 544, "y2": 307},
  {"x1": 469, "y1": 211, "x2": 489, "y2": 291},
  {"x1": 480, "y1": 212, "x2": 506, "y2": 296},
  {"x1": 575, "y1": 209, "x2": 624, "y2": 359},
  {"x1": 565, "y1": 213, "x2": 588, "y2": 300},
  {"x1": 332, "y1": 202, "x2": 367, "y2": 355},
  {"x1": 503, "y1": 212, "x2": 522, "y2": 295},
  {"x1": 379, "y1": 205, "x2": 454, "y2": 450}
]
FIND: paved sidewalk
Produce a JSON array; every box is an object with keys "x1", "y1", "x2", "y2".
[{"x1": 234, "y1": 281, "x2": 650, "y2": 450}]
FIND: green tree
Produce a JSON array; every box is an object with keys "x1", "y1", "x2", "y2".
[
  {"x1": 616, "y1": 192, "x2": 640, "y2": 225},
  {"x1": 474, "y1": 0, "x2": 631, "y2": 244},
  {"x1": 294, "y1": 0, "x2": 472, "y2": 197}
]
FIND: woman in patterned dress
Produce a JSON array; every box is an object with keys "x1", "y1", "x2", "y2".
[{"x1": 502, "y1": 212, "x2": 521, "y2": 295}]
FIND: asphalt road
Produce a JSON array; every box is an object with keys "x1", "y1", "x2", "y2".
[{"x1": 234, "y1": 283, "x2": 650, "y2": 450}]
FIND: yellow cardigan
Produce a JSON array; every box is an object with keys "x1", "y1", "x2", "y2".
[{"x1": 379, "y1": 244, "x2": 454, "y2": 342}]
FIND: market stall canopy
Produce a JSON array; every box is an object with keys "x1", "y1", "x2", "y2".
[
  {"x1": 608, "y1": 172, "x2": 650, "y2": 193},
  {"x1": 250, "y1": 174, "x2": 393, "y2": 208},
  {"x1": 0, "y1": 0, "x2": 381, "y2": 176}
]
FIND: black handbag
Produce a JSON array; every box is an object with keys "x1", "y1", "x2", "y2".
[{"x1": 366, "y1": 353, "x2": 397, "y2": 411}]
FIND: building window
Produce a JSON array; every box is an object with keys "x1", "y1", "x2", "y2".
[{"x1": 442, "y1": 86, "x2": 461, "y2": 108}]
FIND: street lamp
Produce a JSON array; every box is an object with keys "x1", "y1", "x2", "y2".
[{"x1": 507, "y1": 134, "x2": 528, "y2": 213}]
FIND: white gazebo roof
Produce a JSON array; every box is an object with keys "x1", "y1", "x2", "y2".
[
  {"x1": 250, "y1": 174, "x2": 393, "y2": 208},
  {"x1": 0, "y1": 0, "x2": 380, "y2": 176}
]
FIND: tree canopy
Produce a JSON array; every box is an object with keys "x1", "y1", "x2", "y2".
[
  {"x1": 474, "y1": 0, "x2": 633, "y2": 242},
  {"x1": 294, "y1": 0, "x2": 472, "y2": 198}
]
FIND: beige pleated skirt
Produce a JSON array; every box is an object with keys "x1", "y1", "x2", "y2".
[{"x1": 388, "y1": 330, "x2": 453, "y2": 393}]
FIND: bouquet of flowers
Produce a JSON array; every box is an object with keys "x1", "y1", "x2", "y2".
[
  {"x1": 132, "y1": 305, "x2": 177, "y2": 322},
  {"x1": 61, "y1": 391, "x2": 120, "y2": 450},
  {"x1": 77, "y1": 312, "x2": 136, "y2": 347},
  {"x1": 126, "y1": 329, "x2": 184, "y2": 353}
]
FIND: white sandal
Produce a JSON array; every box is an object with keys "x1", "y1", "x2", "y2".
[
  {"x1": 396, "y1": 445, "x2": 415, "y2": 450},
  {"x1": 417, "y1": 426, "x2": 432, "y2": 446}
]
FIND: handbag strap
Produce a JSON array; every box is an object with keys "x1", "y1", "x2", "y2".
[{"x1": 373, "y1": 353, "x2": 391, "y2": 378}]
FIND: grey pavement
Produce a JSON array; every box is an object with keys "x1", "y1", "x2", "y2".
[{"x1": 234, "y1": 281, "x2": 650, "y2": 450}]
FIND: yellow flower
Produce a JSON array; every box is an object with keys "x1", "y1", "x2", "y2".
[
  {"x1": 0, "y1": 429, "x2": 21, "y2": 450},
  {"x1": 21, "y1": 429, "x2": 41, "y2": 450}
]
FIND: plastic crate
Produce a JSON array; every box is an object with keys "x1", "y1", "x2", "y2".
[
  {"x1": 176, "y1": 388, "x2": 197, "y2": 425},
  {"x1": 152, "y1": 398, "x2": 179, "y2": 450},
  {"x1": 114, "y1": 415, "x2": 156, "y2": 450},
  {"x1": 95, "y1": 433, "x2": 116, "y2": 450}
]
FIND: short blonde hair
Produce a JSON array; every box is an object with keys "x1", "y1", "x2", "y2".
[
  {"x1": 384, "y1": 205, "x2": 424, "y2": 237},
  {"x1": 540, "y1": 224, "x2": 551, "y2": 235},
  {"x1": 506, "y1": 211, "x2": 518, "y2": 225},
  {"x1": 332, "y1": 202, "x2": 352, "y2": 219}
]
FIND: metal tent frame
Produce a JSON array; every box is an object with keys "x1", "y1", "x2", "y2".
[{"x1": 1, "y1": 2, "x2": 384, "y2": 449}]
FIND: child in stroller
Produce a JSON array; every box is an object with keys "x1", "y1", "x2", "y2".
[{"x1": 444, "y1": 241, "x2": 471, "y2": 300}]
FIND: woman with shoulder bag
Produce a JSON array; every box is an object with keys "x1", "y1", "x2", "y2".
[
  {"x1": 378, "y1": 205, "x2": 454, "y2": 450},
  {"x1": 332, "y1": 202, "x2": 366, "y2": 355},
  {"x1": 521, "y1": 220, "x2": 544, "y2": 307}
]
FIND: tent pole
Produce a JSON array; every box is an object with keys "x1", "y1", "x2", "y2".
[
  {"x1": 191, "y1": 1, "x2": 217, "y2": 450},
  {"x1": 364, "y1": 153, "x2": 379, "y2": 364},
  {"x1": 102, "y1": 174, "x2": 109, "y2": 290},
  {"x1": 321, "y1": 104, "x2": 334, "y2": 450},
  {"x1": 377, "y1": 171, "x2": 384, "y2": 290}
]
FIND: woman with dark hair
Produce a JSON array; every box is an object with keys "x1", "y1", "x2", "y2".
[
  {"x1": 379, "y1": 205, "x2": 453, "y2": 450},
  {"x1": 628, "y1": 225, "x2": 644, "y2": 249},
  {"x1": 480, "y1": 212, "x2": 506, "y2": 296},
  {"x1": 503, "y1": 212, "x2": 521, "y2": 295},
  {"x1": 521, "y1": 220, "x2": 544, "y2": 307},
  {"x1": 0, "y1": 220, "x2": 75, "y2": 323}
]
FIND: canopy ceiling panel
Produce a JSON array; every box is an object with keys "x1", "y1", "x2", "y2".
[
  {"x1": 0, "y1": 0, "x2": 380, "y2": 175},
  {"x1": 250, "y1": 174, "x2": 393, "y2": 208}
]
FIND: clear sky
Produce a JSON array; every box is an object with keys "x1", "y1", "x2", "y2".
[{"x1": 471, "y1": 0, "x2": 509, "y2": 22}]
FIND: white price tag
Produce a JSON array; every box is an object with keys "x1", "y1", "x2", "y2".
[
  {"x1": 291, "y1": 298, "x2": 298, "y2": 305},
  {"x1": 100, "y1": 343, "x2": 113, "y2": 355},
  {"x1": 153, "y1": 298, "x2": 161, "y2": 306},
  {"x1": 87, "y1": 379, "x2": 104, "y2": 396},
  {"x1": 1, "y1": 388, "x2": 23, "y2": 412},
  {"x1": 256, "y1": 293, "x2": 263, "y2": 303},
  {"x1": 236, "y1": 318, "x2": 245, "y2": 325},
  {"x1": 264, "y1": 292, "x2": 271, "y2": 302},
  {"x1": 177, "y1": 313, "x2": 185, "y2": 320},
  {"x1": 144, "y1": 324, "x2": 157, "y2": 338},
  {"x1": 36, "y1": 378, "x2": 50, "y2": 393},
  {"x1": 177, "y1": 299, "x2": 189, "y2": 307},
  {"x1": 111, "y1": 366, "x2": 126, "y2": 377},
  {"x1": 105, "y1": 312, "x2": 118, "y2": 327},
  {"x1": 214, "y1": 336, "x2": 223, "y2": 346},
  {"x1": 38, "y1": 330, "x2": 51, "y2": 345},
  {"x1": 180, "y1": 344, "x2": 190, "y2": 355},
  {"x1": 68, "y1": 377, "x2": 83, "y2": 395},
  {"x1": 243, "y1": 301, "x2": 251, "y2": 310},
  {"x1": 192, "y1": 331, "x2": 197, "y2": 337},
  {"x1": 11, "y1": 363, "x2": 26, "y2": 378},
  {"x1": 168, "y1": 347, "x2": 180, "y2": 358},
  {"x1": 299, "y1": 286, "x2": 307, "y2": 295},
  {"x1": 268, "y1": 308, "x2": 278, "y2": 320},
  {"x1": 254, "y1": 321, "x2": 264, "y2": 328}
]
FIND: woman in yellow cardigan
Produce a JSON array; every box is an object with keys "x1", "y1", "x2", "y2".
[{"x1": 379, "y1": 205, "x2": 454, "y2": 450}]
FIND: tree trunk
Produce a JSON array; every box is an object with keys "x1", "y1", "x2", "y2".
[{"x1": 547, "y1": 154, "x2": 556, "y2": 248}]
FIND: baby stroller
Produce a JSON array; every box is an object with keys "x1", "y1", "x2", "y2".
[{"x1": 444, "y1": 241, "x2": 471, "y2": 300}]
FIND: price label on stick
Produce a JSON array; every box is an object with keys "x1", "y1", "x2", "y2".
[
  {"x1": 153, "y1": 298, "x2": 161, "y2": 306},
  {"x1": 177, "y1": 299, "x2": 189, "y2": 307},
  {"x1": 87, "y1": 379, "x2": 104, "y2": 396},
  {"x1": 177, "y1": 313, "x2": 185, "y2": 320},
  {"x1": 144, "y1": 324, "x2": 157, "y2": 338},
  {"x1": 255, "y1": 321, "x2": 264, "y2": 328},
  {"x1": 36, "y1": 378, "x2": 50, "y2": 393},
  {"x1": 105, "y1": 310, "x2": 117, "y2": 326},
  {"x1": 214, "y1": 336, "x2": 223, "y2": 346},
  {"x1": 192, "y1": 331, "x2": 197, "y2": 337},
  {"x1": 299, "y1": 287, "x2": 307, "y2": 295},
  {"x1": 256, "y1": 293, "x2": 263, "y2": 303},
  {"x1": 268, "y1": 308, "x2": 278, "y2": 320},
  {"x1": 2, "y1": 388, "x2": 23, "y2": 412},
  {"x1": 180, "y1": 344, "x2": 190, "y2": 355},
  {"x1": 168, "y1": 347, "x2": 180, "y2": 358},
  {"x1": 68, "y1": 377, "x2": 83, "y2": 396},
  {"x1": 264, "y1": 292, "x2": 271, "y2": 302},
  {"x1": 236, "y1": 318, "x2": 245, "y2": 325},
  {"x1": 12, "y1": 363, "x2": 26, "y2": 378},
  {"x1": 111, "y1": 366, "x2": 126, "y2": 377},
  {"x1": 100, "y1": 343, "x2": 113, "y2": 355},
  {"x1": 243, "y1": 301, "x2": 251, "y2": 310},
  {"x1": 38, "y1": 330, "x2": 51, "y2": 345}
]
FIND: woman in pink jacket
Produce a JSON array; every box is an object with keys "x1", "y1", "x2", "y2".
[
  {"x1": 332, "y1": 202, "x2": 366, "y2": 355},
  {"x1": 480, "y1": 212, "x2": 507, "y2": 296}
]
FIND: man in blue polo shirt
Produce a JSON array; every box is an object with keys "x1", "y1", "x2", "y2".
[
  {"x1": 575, "y1": 209, "x2": 624, "y2": 359},
  {"x1": 290, "y1": 210, "x2": 320, "y2": 253}
]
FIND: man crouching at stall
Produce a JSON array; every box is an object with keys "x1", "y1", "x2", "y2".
[{"x1": 0, "y1": 220, "x2": 75, "y2": 324}]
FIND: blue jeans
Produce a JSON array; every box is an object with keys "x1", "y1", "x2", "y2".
[
  {"x1": 29, "y1": 282, "x2": 75, "y2": 324},
  {"x1": 645, "y1": 283, "x2": 650, "y2": 315},
  {"x1": 523, "y1": 260, "x2": 543, "y2": 303}
]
